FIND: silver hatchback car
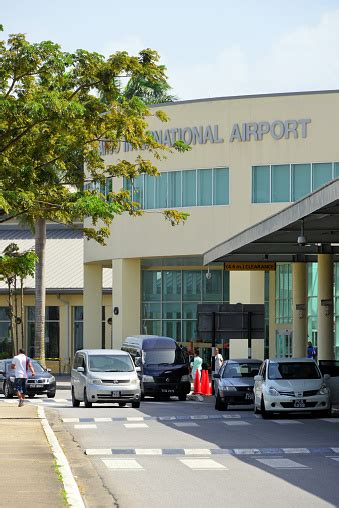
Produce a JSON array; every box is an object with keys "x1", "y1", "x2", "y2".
[{"x1": 71, "y1": 349, "x2": 141, "y2": 408}]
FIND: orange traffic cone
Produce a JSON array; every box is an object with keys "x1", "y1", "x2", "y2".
[
  {"x1": 193, "y1": 369, "x2": 201, "y2": 394},
  {"x1": 201, "y1": 369, "x2": 208, "y2": 395},
  {"x1": 207, "y1": 376, "x2": 212, "y2": 396}
]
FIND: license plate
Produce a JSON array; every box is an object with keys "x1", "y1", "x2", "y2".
[
  {"x1": 294, "y1": 399, "x2": 305, "y2": 408},
  {"x1": 245, "y1": 392, "x2": 254, "y2": 400},
  {"x1": 35, "y1": 384, "x2": 44, "y2": 388},
  {"x1": 161, "y1": 389, "x2": 175, "y2": 393},
  {"x1": 111, "y1": 391, "x2": 120, "y2": 397}
]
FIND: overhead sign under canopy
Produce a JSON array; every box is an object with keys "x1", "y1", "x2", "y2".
[{"x1": 224, "y1": 262, "x2": 276, "y2": 271}]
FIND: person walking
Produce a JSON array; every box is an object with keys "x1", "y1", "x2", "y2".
[
  {"x1": 306, "y1": 341, "x2": 317, "y2": 360},
  {"x1": 11, "y1": 348, "x2": 35, "y2": 407},
  {"x1": 190, "y1": 348, "x2": 203, "y2": 381},
  {"x1": 214, "y1": 347, "x2": 224, "y2": 374}
]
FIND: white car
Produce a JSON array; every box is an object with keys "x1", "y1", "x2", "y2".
[{"x1": 254, "y1": 358, "x2": 331, "y2": 418}]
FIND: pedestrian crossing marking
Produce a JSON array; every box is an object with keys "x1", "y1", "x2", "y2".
[
  {"x1": 184, "y1": 449, "x2": 211, "y2": 456},
  {"x1": 256, "y1": 458, "x2": 309, "y2": 469},
  {"x1": 282, "y1": 448, "x2": 310, "y2": 454},
  {"x1": 86, "y1": 449, "x2": 112, "y2": 455},
  {"x1": 173, "y1": 422, "x2": 199, "y2": 427},
  {"x1": 234, "y1": 449, "x2": 261, "y2": 455},
  {"x1": 223, "y1": 421, "x2": 250, "y2": 426},
  {"x1": 271, "y1": 420, "x2": 303, "y2": 424},
  {"x1": 135, "y1": 449, "x2": 162, "y2": 455},
  {"x1": 124, "y1": 423, "x2": 149, "y2": 429},
  {"x1": 127, "y1": 417, "x2": 144, "y2": 421},
  {"x1": 330, "y1": 457, "x2": 339, "y2": 461},
  {"x1": 180, "y1": 458, "x2": 227, "y2": 470},
  {"x1": 102, "y1": 459, "x2": 144, "y2": 470}
]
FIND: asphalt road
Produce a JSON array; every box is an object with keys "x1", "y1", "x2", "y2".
[{"x1": 2, "y1": 389, "x2": 339, "y2": 508}]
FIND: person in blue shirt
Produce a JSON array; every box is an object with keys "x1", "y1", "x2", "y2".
[{"x1": 307, "y1": 341, "x2": 317, "y2": 360}]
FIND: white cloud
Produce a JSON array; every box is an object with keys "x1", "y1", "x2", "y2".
[{"x1": 170, "y1": 9, "x2": 339, "y2": 100}]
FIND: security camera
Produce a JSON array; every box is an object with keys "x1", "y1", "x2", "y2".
[
  {"x1": 297, "y1": 235, "x2": 307, "y2": 247},
  {"x1": 205, "y1": 270, "x2": 212, "y2": 280}
]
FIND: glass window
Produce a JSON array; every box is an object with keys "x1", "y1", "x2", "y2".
[
  {"x1": 335, "y1": 163, "x2": 339, "y2": 179},
  {"x1": 272, "y1": 165, "x2": 290, "y2": 202},
  {"x1": 197, "y1": 169, "x2": 213, "y2": 206},
  {"x1": 182, "y1": 302, "x2": 198, "y2": 320},
  {"x1": 132, "y1": 176, "x2": 143, "y2": 207},
  {"x1": 162, "y1": 320, "x2": 181, "y2": 340},
  {"x1": 312, "y1": 163, "x2": 333, "y2": 191},
  {"x1": 163, "y1": 271, "x2": 181, "y2": 301},
  {"x1": 183, "y1": 271, "x2": 201, "y2": 301},
  {"x1": 292, "y1": 164, "x2": 311, "y2": 201},
  {"x1": 0, "y1": 307, "x2": 10, "y2": 320},
  {"x1": 168, "y1": 171, "x2": 181, "y2": 207},
  {"x1": 142, "y1": 271, "x2": 161, "y2": 301},
  {"x1": 162, "y1": 302, "x2": 181, "y2": 319},
  {"x1": 155, "y1": 172, "x2": 167, "y2": 208},
  {"x1": 213, "y1": 168, "x2": 229, "y2": 205},
  {"x1": 123, "y1": 177, "x2": 132, "y2": 196},
  {"x1": 223, "y1": 271, "x2": 230, "y2": 302},
  {"x1": 182, "y1": 320, "x2": 197, "y2": 341},
  {"x1": 142, "y1": 303, "x2": 161, "y2": 319},
  {"x1": 202, "y1": 270, "x2": 222, "y2": 301},
  {"x1": 88, "y1": 354, "x2": 134, "y2": 372},
  {"x1": 142, "y1": 320, "x2": 161, "y2": 336},
  {"x1": 182, "y1": 170, "x2": 197, "y2": 207},
  {"x1": 144, "y1": 175, "x2": 155, "y2": 209},
  {"x1": 252, "y1": 166, "x2": 270, "y2": 203}
]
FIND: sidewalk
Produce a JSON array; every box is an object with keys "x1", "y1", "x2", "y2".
[{"x1": 0, "y1": 403, "x2": 66, "y2": 507}]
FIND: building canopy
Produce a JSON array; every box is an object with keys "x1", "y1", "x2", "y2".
[{"x1": 204, "y1": 179, "x2": 339, "y2": 264}]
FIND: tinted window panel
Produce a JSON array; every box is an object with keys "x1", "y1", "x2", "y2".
[
  {"x1": 213, "y1": 168, "x2": 229, "y2": 205},
  {"x1": 252, "y1": 166, "x2": 270, "y2": 203},
  {"x1": 292, "y1": 164, "x2": 311, "y2": 201},
  {"x1": 312, "y1": 163, "x2": 332, "y2": 191},
  {"x1": 182, "y1": 170, "x2": 196, "y2": 207},
  {"x1": 197, "y1": 169, "x2": 212, "y2": 206},
  {"x1": 272, "y1": 165, "x2": 290, "y2": 202}
]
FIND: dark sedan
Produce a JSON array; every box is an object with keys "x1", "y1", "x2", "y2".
[
  {"x1": 214, "y1": 358, "x2": 261, "y2": 410},
  {"x1": 0, "y1": 358, "x2": 56, "y2": 398}
]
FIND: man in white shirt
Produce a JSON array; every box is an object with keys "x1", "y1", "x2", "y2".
[
  {"x1": 11, "y1": 349, "x2": 35, "y2": 407},
  {"x1": 214, "y1": 347, "x2": 224, "y2": 374}
]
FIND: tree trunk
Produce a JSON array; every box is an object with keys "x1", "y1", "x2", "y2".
[
  {"x1": 7, "y1": 281, "x2": 15, "y2": 356},
  {"x1": 14, "y1": 276, "x2": 19, "y2": 354},
  {"x1": 35, "y1": 218, "x2": 46, "y2": 367},
  {"x1": 20, "y1": 278, "x2": 24, "y2": 350}
]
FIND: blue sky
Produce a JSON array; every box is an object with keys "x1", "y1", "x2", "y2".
[{"x1": 2, "y1": 0, "x2": 339, "y2": 100}]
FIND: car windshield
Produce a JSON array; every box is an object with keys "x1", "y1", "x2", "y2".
[
  {"x1": 143, "y1": 348, "x2": 185, "y2": 366},
  {"x1": 88, "y1": 355, "x2": 134, "y2": 372},
  {"x1": 268, "y1": 362, "x2": 321, "y2": 380},
  {"x1": 222, "y1": 362, "x2": 261, "y2": 378}
]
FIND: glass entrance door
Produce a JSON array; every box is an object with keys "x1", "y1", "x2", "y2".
[{"x1": 276, "y1": 330, "x2": 292, "y2": 358}]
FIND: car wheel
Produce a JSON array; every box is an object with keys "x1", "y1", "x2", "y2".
[
  {"x1": 119, "y1": 402, "x2": 126, "y2": 407},
  {"x1": 84, "y1": 389, "x2": 92, "y2": 408},
  {"x1": 47, "y1": 392, "x2": 56, "y2": 399},
  {"x1": 4, "y1": 381, "x2": 13, "y2": 399},
  {"x1": 261, "y1": 396, "x2": 270, "y2": 419},
  {"x1": 141, "y1": 393, "x2": 145, "y2": 400},
  {"x1": 178, "y1": 393, "x2": 187, "y2": 401},
  {"x1": 316, "y1": 406, "x2": 332, "y2": 418},
  {"x1": 132, "y1": 401, "x2": 140, "y2": 408},
  {"x1": 71, "y1": 387, "x2": 80, "y2": 407},
  {"x1": 215, "y1": 393, "x2": 226, "y2": 411}
]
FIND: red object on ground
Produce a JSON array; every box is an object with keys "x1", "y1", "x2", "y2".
[
  {"x1": 201, "y1": 369, "x2": 208, "y2": 395},
  {"x1": 193, "y1": 369, "x2": 201, "y2": 394},
  {"x1": 207, "y1": 378, "x2": 212, "y2": 396}
]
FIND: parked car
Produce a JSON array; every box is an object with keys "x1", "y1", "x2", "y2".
[
  {"x1": 0, "y1": 358, "x2": 56, "y2": 398},
  {"x1": 71, "y1": 349, "x2": 141, "y2": 408},
  {"x1": 254, "y1": 358, "x2": 331, "y2": 418},
  {"x1": 214, "y1": 358, "x2": 262, "y2": 410},
  {"x1": 121, "y1": 335, "x2": 191, "y2": 401}
]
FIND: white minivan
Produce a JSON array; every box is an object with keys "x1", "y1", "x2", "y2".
[
  {"x1": 254, "y1": 358, "x2": 331, "y2": 418},
  {"x1": 71, "y1": 349, "x2": 141, "y2": 408}
]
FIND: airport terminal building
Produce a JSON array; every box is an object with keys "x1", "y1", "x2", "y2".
[{"x1": 83, "y1": 89, "x2": 339, "y2": 363}]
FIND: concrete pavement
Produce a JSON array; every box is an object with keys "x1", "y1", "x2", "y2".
[{"x1": 0, "y1": 403, "x2": 65, "y2": 507}]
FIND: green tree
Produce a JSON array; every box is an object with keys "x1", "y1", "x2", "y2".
[
  {"x1": 124, "y1": 67, "x2": 177, "y2": 104},
  {"x1": 0, "y1": 27, "x2": 189, "y2": 366}
]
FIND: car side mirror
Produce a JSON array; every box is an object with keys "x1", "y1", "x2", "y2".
[
  {"x1": 254, "y1": 375, "x2": 263, "y2": 382},
  {"x1": 324, "y1": 373, "x2": 330, "y2": 380},
  {"x1": 135, "y1": 366, "x2": 141, "y2": 373},
  {"x1": 46, "y1": 368, "x2": 51, "y2": 373},
  {"x1": 213, "y1": 373, "x2": 220, "y2": 379},
  {"x1": 77, "y1": 366, "x2": 85, "y2": 373}
]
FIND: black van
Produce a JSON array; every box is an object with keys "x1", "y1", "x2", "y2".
[{"x1": 121, "y1": 335, "x2": 191, "y2": 401}]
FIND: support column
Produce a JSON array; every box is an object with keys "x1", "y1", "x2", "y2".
[
  {"x1": 292, "y1": 263, "x2": 307, "y2": 358},
  {"x1": 317, "y1": 254, "x2": 334, "y2": 360},
  {"x1": 112, "y1": 259, "x2": 140, "y2": 348},
  {"x1": 83, "y1": 263, "x2": 102, "y2": 349}
]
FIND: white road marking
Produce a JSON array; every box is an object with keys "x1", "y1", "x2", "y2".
[
  {"x1": 331, "y1": 448, "x2": 339, "y2": 453},
  {"x1": 330, "y1": 457, "x2": 339, "y2": 461},
  {"x1": 234, "y1": 449, "x2": 261, "y2": 455},
  {"x1": 102, "y1": 459, "x2": 144, "y2": 470},
  {"x1": 126, "y1": 417, "x2": 144, "y2": 421},
  {"x1": 190, "y1": 415, "x2": 208, "y2": 420},
  {"x1": 173, "y1": 422, "x2": 199, "y2": 427},
  {"x1": 63, "y1": 418, "x2": 80, "y2": 423},
  {"x1": 271, "y1": 420, "x2": 303, "y2": 424},
  {"x1": 135, "y1": 449, "x2": 162, "y2": 455},
  {"x1": 282, "y1": 448, "x2": 310, "y2": 454},
  {"x1": 256, "y1": 458, "x2": 309, "y2": 469},
  {"x1": 86, "y1": 449, "x2": 112, "y2": 455},
  {"x1": 320, "y1": 419, "x2": 339, "y2": 423},
  {"x1": 124, "y1": 423, "x2": 149, "y2": 429},
  {"x1": 74, "y1": 424, "x2": 97, "y2": 429},
  {"x1": 94, "y1": 418, "x2": 112, "y2": 422},
  {"x1": 180, "y1": 458, "x2": 227, "y2": 470},
  {"x1": 223, "y1": 421, "x2": 250, "y2": 426},
  {"x1": 222, "y1": 414, "x2": 241, "y2": 419},
  {"x1": 184, "y1": 449, "x2": 211, "y2": 455}
]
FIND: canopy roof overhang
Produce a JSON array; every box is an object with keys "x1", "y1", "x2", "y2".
[{"x1": 204, "y1": 178, "x2": 339, "y2": 264}]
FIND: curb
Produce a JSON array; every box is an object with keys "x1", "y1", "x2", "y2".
[{"x1": 38, "y1": 406, "x2": 85, "y2": 508}]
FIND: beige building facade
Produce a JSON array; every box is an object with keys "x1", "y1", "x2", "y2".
[{"x1": 84, "y1": 90, "x2": 339, "y2": 363}]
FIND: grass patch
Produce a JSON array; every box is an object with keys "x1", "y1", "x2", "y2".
[{"x1": 53, "y1": 459, "x2": 69, "y2": 506}]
